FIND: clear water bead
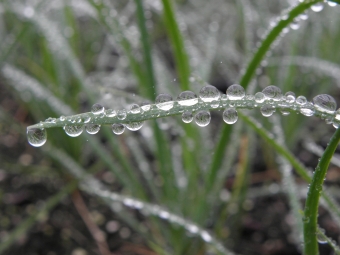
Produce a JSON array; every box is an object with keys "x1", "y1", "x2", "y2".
[
  {"x1": 182, "y1": 111, "x2": 193, "y2": 123},
  {"x1": 125, "y1": 121, "x2": 144, "y2": 131},
  {"x1": 285, "y1": 92, "x2": 296, "y2": 103},
  {"x1": 254, "y1": 92, "x2": 265, "y2": 103},
  {"x1": 91, "y1": 103, "x2": 105, "y2": 115},
  {"x1": 227, "y1": 84, "x2": 245, "y2": 100},
  {"x1": 260, "y1": 105, "x2": 275, "y2": 117},
  {"x1": 64, "y1": 125, "x2": 84, "y2": 137},
  {"x1": 27, "y1": 128, "x2": 47, "y2": 147},
  {"x1": 112, "y1": 124, "x2": 125, "y2": 135},
  {"x1": 156, "y1": 93, "x2": 174, "y2": 110},
  {"x1": 223, "y1": 108, "x2": 238, "y2": 124},
  {"x1": 300, "y1": 102, "x2": 315, "y2": 117},
  {"x1": 60, "y1": 116, "x2": 66, "y2": 121},
  {"x1": 130, "y1": 104, "x2": 141, "y2": 114},
  {"x1": 141, "y1": 101, "x2": 151, "y2": 111},
  {"x1": 85, "y1": 124, "x2": 101, "y2": 134},
  {"x1": 262, "y1": 86, "x2": 282, "y2": 101},
  {"x1": 311, "y1": 3, "x2": 324, "y2": 12},
  {"x1": 83, "y1": 116, "x2": 91, "y2": 123},
  {"x1": 199, "y1": 85, "x2": 220, "y2": 102},
  {"x1": 335, "y1": 109, "x2": 340, "y2": 121},
  {"x1": 296, "y1": 96, "x2": 307, "y2": 105},
  {"x1": 313, "y1": 94, "x2": 337, "y2": 113},
  {"x1": 328, "y1": 1, "x2": 337, "y2": 7},
  {"x1": 117, "y1": 109, "x2": 127, "y2": 120},
  {"x1": 106, "y1": 109, "x2": 116, "y2": 117},
  {"x1": 177, "y1": 91, "x2": 198, "y2": 106},
  {"x1": 194, "y1": 111, "x2": 211, "y2": 127}
]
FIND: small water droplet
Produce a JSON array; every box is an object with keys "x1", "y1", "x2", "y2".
[
  {"x1": 177, "y1": 91, "x2": 198, "y2": 106},
  {"x1": 64, "y1": 125, "x2": 84, "y2": 137},
  {"x1": 316, "y1": 232, "x2": 328, "y2": 244},
  {"x1": 199, "y1": 85, "x2": 220, "y2": 102},
  {"x1": 290, "y1": 19, "x2": 300, "y2": 30},
  {"x1": 296, "y1": 96, "x2": 307, "y2": 105},
  {"x1": 182, "y1": 111, "x2": 193, "y2": 123},
  {"x1": 27, "y1": 128, "x2": 47, "y2": 147},
  {"x1": 125, "y1": 121, "x2": 144, "y2": 131},
  {"x1": 311, "y1": 3, "x2": 324, "y2": 12},
  {"x1": 186, "y1": 224, "x2": 198, "y2": 234},
  {"x1": 194, "y1": 111, "x2": 211, "y2": 127},
  {"x1": 117, "y1": 109, "x2": 127, "y2": 120},
  {"x1": 254, "y1": 92, "x2": 265, "y2": 103},
  {"x1": 106, "y1": 109, "x2": 117, "y2": 117},
  {"x1": 227, "y1": 84, "x2": 245, "y2": 100},
  {"x1": 260, "y1": 104, "x2": 275, "y2": 117},
  {"x1": 280, "y1": 108, "x2": 290, "y2": 116},
  {"x1": 86, "y1": 124, "x2": 101, "y2": 134},
  {"x1": 112, "y1": 124, "x2": 125, "y2": 135},
  {"x1": 299, "y1": 12, "x2": 308, "y2": 20},
  {"x1": 223, "y1": 108, "x2": 238, "y2": 124},
  {"x1": 84, "y1": 116, "x2": 91, "y2": 123},
  {"x1": 300, "y1": 102, "x2": 315, "y2": 116},
  {"x1": 313, "y1": 94, "x2": 337, "y2": 113},
  {"x1": 156, "y1": 94, "x2": 174, "y2": 110},
  {"x1": 200, "y1": 231, "x2": 212, "y2": 242},
  {"x1": 91, "y1": 103, "x2": 105, "y2": 115},
  {"x1": 60, "y1": 116, "x2": 66, "y2": 121},
  {"x1": 328, "y1": 1, "x2": 337, "y2": 7},
  {"x1": 130, "y1": 104, "x2": 141, "y2": 114},
  {"x1": 285, "y1": 91, "x2": 296, "y2": 103},
  {"x1": 262, "y1": 86, "x2": 282, "y2": 101},
  {"x1": 141, "y1": 101, "x2": 151, "y2": 111}
]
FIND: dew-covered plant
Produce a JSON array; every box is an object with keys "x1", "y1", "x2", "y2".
[{"x1": 2, "y1": 0, "x2": 340, "y2": 254}]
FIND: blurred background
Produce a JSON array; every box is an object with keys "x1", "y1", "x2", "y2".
[{"x1": 1, "y1": 0, "x2": 340, "y2": 254}]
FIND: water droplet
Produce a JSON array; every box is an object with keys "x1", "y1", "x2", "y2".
[
  {"x1": 117, "y1": 109, "x2": 127, "y2": 120},
  {"x1": 194, "y1": 111, "x2": 211, "y2": 127},
  {"x1": 311, "y1": 3, "x2": 324, "y2": 12},
  {"x1": 106, "y1": 109, "x2": 116, "y2": 117},
  {"x1": 60, "y1": 116, "x2": 66, "y2": 121},
  {"x1": 112, "y1": 124, "x2": 125, "y2": 135},
  {"x1": 199, "y1": 85, "x2": 220, "y2": 102},
  {"x1": 296, "y1": 96, "x2": 307, "y2": 105},
  {"x1": 200, "y1": 231, "x2": 212, "y2": 242},
  {"x1": 313, "y1": 94, "x2": 337, "y2": 113},
  {"x1": 182, "y1": 111, "x2": 193, "y2": 123},
  {"x1": 45, "y1": 117, "x2": 56, "y2": 123},
  {"x1": 316, "y1": 232, "x2": 328, "y2": 244},
  {"x1": 254, "y1": 92, "x2": 265, "y2": 103},
  {"x1": 177, "y1": 91, "x2": 198, "y2": 106},
  {"x1": 262, "y1": 86, "x2": 282, "y2": 101},
  {"x1": 285, "y1": 92, "x2": 296, "y2": 103},
  {"x1": 280, "y1": 108, "x2": 290, "y2": 116},
  {"x1": 300, "y1": 102, "x2": 315, "y2": 116},
  {"x1": 91, "y1": 103, "x2": 105, "y2": 115},
  {"x1": 130, "y1": 104, "x2": 141, "y2": 114},
  {"x1": 156, "y1": 93, "x2": 174, "y2": 110},
  {"x1": 141, "y1": 101, "x2": 151, "y2": 111},
  {"x1": 125, "y1": 121, "x2": 144, "y2": 131},
  {"x1": 223, "y1": 108, "x2": 238, "y2": 124},
  {"x1": 260, "y1": 104, "x2": 275, "y2": 117},
  {"x1": 211, "y1": 101, "x2": 219, "y2": 108},
  {"x1": 328, "y1": 1, "x2": 337, "y2": 7},
  {"x1": 290, "y1": 19, "x2": 300, "y2": 30},
  {"x1": 86, "y1": 124, "x2": 101, "y2": 134},
  {"x1": 64, "y1": 125, "x2": 84, "y2": 137},
  {"x1": 27, "y1": 128, "x2": 47, "y2": 147},
  {"x1": 335, "y1": 109, "x2": 340, "y2": 121},
  {"x1": 299, "y1": 12, "x2": 308, "y2": 20},
  {"x1": 227, "y1": 84, "x2": 245, "y2": 100},
  {"x1": 84, "y1": 116, "x2": 91, "y2": 123}
]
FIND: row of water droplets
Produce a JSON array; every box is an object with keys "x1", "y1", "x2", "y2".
[{"x1": 27, "y1": 84, "x2": 339, "y2": 147}]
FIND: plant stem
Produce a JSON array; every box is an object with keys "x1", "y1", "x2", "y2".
[{"x1": 303, "y1": 127, "x2": 340, "y2": 255}]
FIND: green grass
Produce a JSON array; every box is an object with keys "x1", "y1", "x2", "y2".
[{"x1": 2, "y1": 0, "x2": 340, "y2": 254}]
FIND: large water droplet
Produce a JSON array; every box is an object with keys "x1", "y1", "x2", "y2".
[
  {"x1": 27, "y1": 128, "x2": 47, "y2": 147},
  {"x1": 254, "y1": 92, "x2": 265, "y2": 103},
  {"x1": 112, "y1": 124, "x2": 125, "y2": 135},
  {"x1": 260, "y1": 105, "x2": 275, "y2": 117},
  {"x1": 199, "y1": 85, "x2": 220, "y2": 102},
  {"x1": 182, "y1": 111, "x2": 193, "y2": 123},
  {"x1": 130, "y1": 104, "x2": 141, "y2": 114},
  {"x1": 156, "y1": 93, "x2": 174, "y2": 110},
  {"x1": 227, "y1": 84, "x2": 245, "y2": 100},
  {"x1": 125, "y1": 121, "x2": 144, "y2": 131},
  {"x1": 296, "y1": 96, "x2": 307, "y2": 105},
  {"x1": 177, "y1": 91, "x2": 198, "y2": 106},
  {"x1": 223, "y1": 108, "x2": 238, "y2": 124},
  {"x1": 311, "y1": 3, "x2": 324, "y2": 12},
  {"x1": 300, "y1": 102, "x2": 315, "y2": 116},
  {"x1": 194, "y1": 111, "x2": 211, "y2": 127},
  {"x1": 91, "y1": 103, "x2": 105, "y2": 115},
  {"x1": 64, "y1": 125, "x2": 84, "y2": 137},
  {"x1": 262, "y1": 86, "x2": 282, "y2": 101},
  {"x1": 86, "y1": 124, "x2": 101, "y2": 134},
  {"x1": 117, "y1": 109, "x2": 127, "y2": 120},
  {"x1": 313, "y1": 94, "x2": 337, "y2": 113}
]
